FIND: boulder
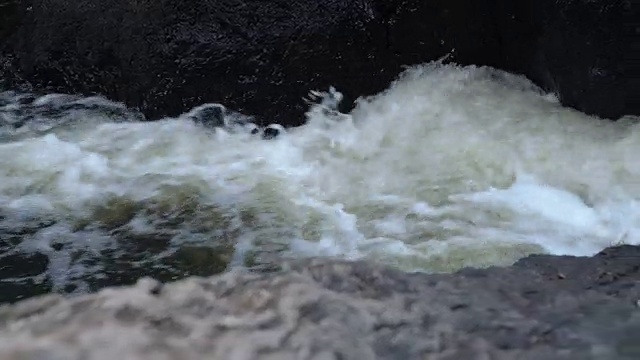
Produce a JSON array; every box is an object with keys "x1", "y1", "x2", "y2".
[
  {"x1": 0, "y1": 245, "x2": 638, "y2": 359},
  {"x1": 0, "y1": 0, "x2": 634, "y2": 125}
]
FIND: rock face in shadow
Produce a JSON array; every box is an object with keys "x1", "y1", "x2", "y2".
[
  {"x1": 0, "y1": 245, "x2": 638, "y2": 359},
  {"x1": 528, "y1": 0, "x2": 632, "y2": 120},
  {"x1": 0, "y1": 0, "x2": 634, "y2": 125}
]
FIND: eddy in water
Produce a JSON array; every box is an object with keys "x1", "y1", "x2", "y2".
[{"x1": 0, "y1": 61, "x2": 639, "y2": 300}]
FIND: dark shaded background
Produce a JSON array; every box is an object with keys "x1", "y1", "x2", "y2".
[{"x1": 0, "y1": 0, "x2": 634, "y2": 125}]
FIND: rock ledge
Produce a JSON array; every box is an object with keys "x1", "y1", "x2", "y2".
[{"x1": 0, "y1": 245, "x2": 639, "y2": 359}]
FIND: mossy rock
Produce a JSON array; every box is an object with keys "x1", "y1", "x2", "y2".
[
  {"x1": 166, "y1": 245, "x2": 233, "y2": 277},
  {"x1": 92, "y1": 197, "x2": 140, "y2": 230}
]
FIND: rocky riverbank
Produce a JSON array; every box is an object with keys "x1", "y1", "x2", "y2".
[{"x1": 0, "y1": 244, "x2": 638, "y2": 359}]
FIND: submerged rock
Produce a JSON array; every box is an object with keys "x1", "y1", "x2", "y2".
[
  {"x1": 262, "y1": 123, "x2": 286, "y2": 140},
  {"x1": 0, "y1": 245, "x2": 638, "y2": 359},
  {"x1": 0, "y1": 0, "x2": 633, "y2": 124},
  {"x1": 0, "y1": 252, "x2": 51, "y2": 304}
]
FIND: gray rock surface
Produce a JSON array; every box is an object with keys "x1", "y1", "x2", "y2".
[{"x1": 0, "y1": 245, "x2": 639, "y2": 360}]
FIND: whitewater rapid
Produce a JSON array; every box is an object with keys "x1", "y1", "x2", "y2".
[{"x1": 1, "y1": 62, "x2": 639, "y2": 296}]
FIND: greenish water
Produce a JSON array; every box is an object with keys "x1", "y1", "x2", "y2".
[{"x1": 1, "y1": 62, "x2": 639, "y2": 303}]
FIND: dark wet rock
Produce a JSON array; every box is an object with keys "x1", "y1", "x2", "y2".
[
  {"x1": 0, "y1": 0, "x2": 633, "y2": 124},
  {"x1": 186, "y1": 104, "x2": 227, "y2": 128},
  {"x1": 0, "y1": 278, "x2": 52, "y2": 305},
  {"x1": 0, "y1": 252, "x2": 51, "y2": 304},
  {"x1": 0, "y1": 252, "x2": 49, "y2": 279},
  {"x1": 262, "y1": 124, "x2": 286, "y2": 140},
  {"x1": 0, "y1": 245, "x2": 638, "y2": 359},
  {"x1": 183, "y1": 103, "x2": 259, "y2": 132},
  {"x1": 527, "y1": 0, "x2": 633, "y2": 120},
  {"x1": 248, "y1": 123, "x2": 262, "y2": 135}
]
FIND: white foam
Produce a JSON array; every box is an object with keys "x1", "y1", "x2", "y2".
[{"x1": 1, "y1": 62, "x2": 639, "y2": 287}]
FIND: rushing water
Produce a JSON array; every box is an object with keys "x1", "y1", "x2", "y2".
[{"x1": 1, "y1": 62, "x2": 639, "y2": 302}]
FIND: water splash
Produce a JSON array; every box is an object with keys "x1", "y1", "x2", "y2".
[{"x1": 1, "y1": 62, "x2": 639, "y2": 299}]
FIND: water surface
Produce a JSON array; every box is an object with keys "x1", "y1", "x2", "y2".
[{"x1": 1, "y1": 62, "x2": 639, "y2": 301}]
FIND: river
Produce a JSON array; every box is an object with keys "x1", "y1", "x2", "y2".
[{"x1": 1, "y1": 61, "x2": 638, "y2": 302}]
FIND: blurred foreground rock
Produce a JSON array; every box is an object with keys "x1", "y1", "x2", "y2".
[{"x1": 0, "y1": 244, "x2": 639, "y2": 360}]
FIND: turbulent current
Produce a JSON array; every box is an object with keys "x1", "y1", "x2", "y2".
[{"x1": 1, "y1": 62, "x2": 639, "y2": 302}]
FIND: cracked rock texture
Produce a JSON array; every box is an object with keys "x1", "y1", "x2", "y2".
[{"x1": 0, "y1": 245, "x2": 639, "y2": 359}]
